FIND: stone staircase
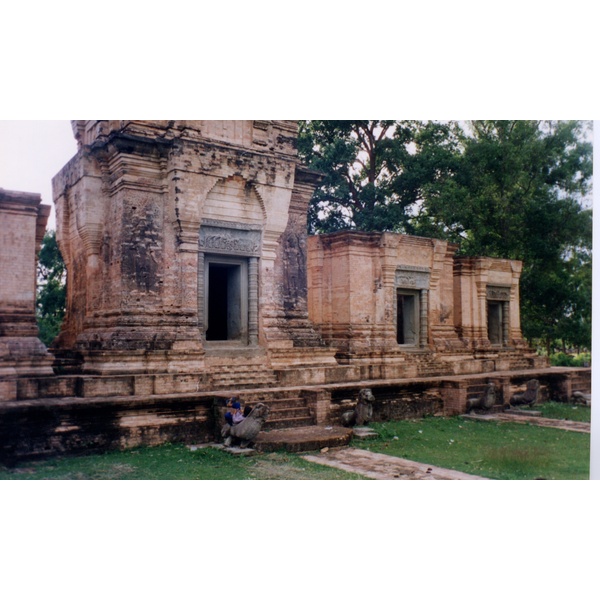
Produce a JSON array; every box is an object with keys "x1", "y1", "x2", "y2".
[{"x1": 262, "y1": 396, "x2": 315, "y2": 431}]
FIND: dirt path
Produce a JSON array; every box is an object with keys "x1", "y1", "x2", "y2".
[{"x1": 303, "y1": 447, "x2": 487, "y2": 480}]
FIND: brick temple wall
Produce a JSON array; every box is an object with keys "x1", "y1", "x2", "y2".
[
  {"x1": 0, "y1": 189, "x2": 53, "y2": 400},
  {"x1": 52, "y1": 121, "x2": 335, "y2": 377}
]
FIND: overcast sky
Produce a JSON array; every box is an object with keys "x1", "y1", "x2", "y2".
[{"x1": 0, "y1": 120, "x2": 77, "y2": 230}]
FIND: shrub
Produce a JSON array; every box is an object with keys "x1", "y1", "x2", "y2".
[{"x1": 550, "y1": 352, "x2": 591, "y2": 367}]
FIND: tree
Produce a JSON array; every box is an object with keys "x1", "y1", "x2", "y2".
[
  {"x1": 37, "y1": 230, "x2": 66, "y2": 347},
  {"x1": 415, "y1": 120, "x2": 593, "y2": 352},
  {"x1": 413, "y1": 121, "x2": 592, "y2": 256},
  {"x1": 298, "y1": 120, "x2": 460, "y2": 233}
]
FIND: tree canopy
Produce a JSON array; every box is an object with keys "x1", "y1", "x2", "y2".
[
  {"x1": 298, "y1": 120, "x2": 461, "y2": 234},
  {"x1": 299, "y1": 119, "x2": 593, "y2": 352},
  {"x1": 37, "y1": 230, "x2": 66, "y2": 347}
]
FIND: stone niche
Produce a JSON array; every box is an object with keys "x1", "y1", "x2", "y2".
[
  {"x1": 52, "y1": 120, "x2": 332, "y2": 375},
  {"x1": 0, "y1": 189, "x2": 54, "y2": 400},
  {"x1": 307, "y1": 231, "x2": 463, "y2": 360}
]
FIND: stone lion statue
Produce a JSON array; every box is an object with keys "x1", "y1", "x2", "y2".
[
  {"x1": 509, "y1": 379, "x2": 540, "y2": 408},
  {"x1": 341, "y1": 388, "x2": 375, "y2": 427},
  {"x1": 466, "y1": 382, "x2": 496, "y2": 414},
  {"x1": 572, "y1": 391, "x2": 591, "y2": 406},
  {"x1": 221, "y1": 402, "x2": 270, "y2": 448}
]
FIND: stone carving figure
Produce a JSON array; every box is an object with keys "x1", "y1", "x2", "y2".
[
  {"x1": 466, "y1": 382, "x2": 496, "y2": 413},
  {"x1": 341, "y1": 388, "x2": 375, "y2": 427},
  {"x1": 572, "y1": 391, "x2": 591, "y2": 406},
  {"x1": 221, "y1": 402, "x2": 270, "y2": 448},
  {"x1": 509, "y1": 379, "x2": 540, "y2": 408}
]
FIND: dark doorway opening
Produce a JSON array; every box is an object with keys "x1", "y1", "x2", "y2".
[
  {"x1": 206, "y1": 263, "x2": 242, "y2": 341},
  {"x1": 397, "y1": 292, "x2": 418, "y2": 345},
  {"x1": 488, "y1": 301, "x2": 503, "y2": 345}
]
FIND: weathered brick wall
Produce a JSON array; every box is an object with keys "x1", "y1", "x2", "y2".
[
  {"x1": 51, "y1": 121, "x2": 322, "y2": 376},
  {"x1": 0, "y1": 190, "x2": 49, "y2": 336},
  {"x1": 0, "y1": 395, "x2": 216, "y2": 465},
  {"x1": 0, "y1": 189, "x2": 54, "y2": 400},
  {"x1": 329, "y1": 383, "x2": 443, "y2": 425}
]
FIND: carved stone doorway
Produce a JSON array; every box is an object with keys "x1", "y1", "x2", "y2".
[
  {"x1": 200, "y1": 253, "x2": 259, "y2": 346},
  {"x1": 205, "y1": 256, "x2": 248, "y2": 343}
]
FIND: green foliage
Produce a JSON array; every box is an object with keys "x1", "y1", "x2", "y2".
[
  {"x1": 520, "y1": 401, "x2": 591, "y2": 423},
  {"x1": 549, "y1": 352, "x2": 591, "y2": 367},
  {"x1": 36, "y1": 231, "x2": 66, "y2": 347},
  {"x1": 298, "y1": 120, "x2": 461, "y2": 233},
  {"x1": 352, "y1": 417, "x2": 590, "y2": 480},
  {"x1": 422, "y1": 121, "x2": 592, "y2": 352}
]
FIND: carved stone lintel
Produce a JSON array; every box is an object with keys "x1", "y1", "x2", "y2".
[
  {"x1": 199, "y1": 225, "x2": 262, "y2": 257},
  {"x1": 487, "y1": 286, "x2": 511, "y2": 301},
  {"x1": 395, "y1": 267, "x2": 430, "y2": 290}
]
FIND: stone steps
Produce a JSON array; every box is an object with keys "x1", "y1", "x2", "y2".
[
  {"x1": 264, "y1": 415, "x2": 315, "y2": 431},
  {"x1": 254, "y1": 425, "x2": 353, "y2": 453},
  {"x1": 264, "y1": 397, "x2": 307, "y2": 409},
  {"x1": 262, "y1": 396, "x2": 314, "y2": 430}
]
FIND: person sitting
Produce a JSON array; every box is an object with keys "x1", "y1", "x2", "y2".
[
  {"x1": 225, "y1": 400, "x2": 245, "y2": 426},
  {"x1": 231, "y1": 401, "x2": 246, "y2": 424}
]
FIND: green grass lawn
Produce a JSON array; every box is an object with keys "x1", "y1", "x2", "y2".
[
  {"x1": 0, "y1": 444, "x2": 364, "y2": 481},
  {"x1": 519, "y1": 401, "x2": 591, "y2": 422},
  {"x1": 1, "y1": 412, "x2": 591, "y2": 480},
  {"x1": 351, "y1": 416, "x2": 590, "y2": 480}
]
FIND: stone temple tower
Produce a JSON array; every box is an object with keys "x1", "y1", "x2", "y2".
[{"x1": 52, "y1": 121, "x2": 334, "y2": 378}]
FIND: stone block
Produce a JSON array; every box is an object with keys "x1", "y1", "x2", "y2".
[
  {"x1": 79, "y1": 376, "x2": 134, "y2": 398},
  {"x1": 0, "y1": 378, "x2": 17, "y2": 402}
]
